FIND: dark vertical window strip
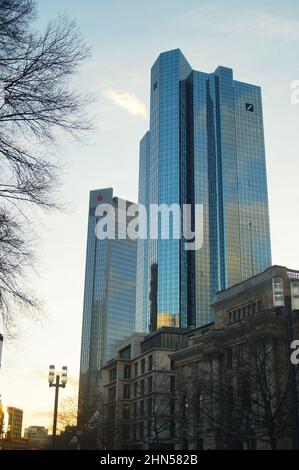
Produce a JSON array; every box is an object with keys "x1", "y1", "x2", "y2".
[
  {"x1": 206, "y1": 80, "x2": 219, "y2": 297},
  {"x1": 215, "y1": 77, "x2": 226, "y2": 290}
]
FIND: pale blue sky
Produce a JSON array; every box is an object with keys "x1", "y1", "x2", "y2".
[{"x1": 1, "y1": 0, "x2": 299, "y2": 431}]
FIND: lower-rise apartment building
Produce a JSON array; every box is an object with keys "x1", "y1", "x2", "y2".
[{"x1": 98, "y1": 328, "x2": 189, "y2": 450}]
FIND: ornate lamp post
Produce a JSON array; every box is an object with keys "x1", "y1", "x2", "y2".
[{"x1": 48, "y1": 365, "x2": 68, "y2": 449}]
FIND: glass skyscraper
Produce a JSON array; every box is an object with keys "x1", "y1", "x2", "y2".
[
  {"x1": 135, "y1": 49, "x2": 272, "y2": 333},
  {"x1": 78, "y1": 188, "x2": 137, "y2": 423}
]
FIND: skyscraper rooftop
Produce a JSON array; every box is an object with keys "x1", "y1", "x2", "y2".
[{"x1": 136, "y1": 49, "x2": 272, "y2": 333}]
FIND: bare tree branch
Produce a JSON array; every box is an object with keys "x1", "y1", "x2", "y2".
[{"x1": 0, "y1": 0, "x2": 92, "y2": 333}]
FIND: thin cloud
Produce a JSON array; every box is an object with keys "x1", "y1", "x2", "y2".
[
  {"x1": 178, "y1": 6, "x2": 299, "y2": 41},
  {"x1": 224, "y1": 12, "x2": 299, "y2": 40},
  {"x1": 27, "y1": 410, "x2": 52, "y2": 420},
  {"x1": 129, "y1": 73, "x2": 146, "y2": 85},
  {"x1": 102, "y1": 88, "x2": 147, "y2": 118}
]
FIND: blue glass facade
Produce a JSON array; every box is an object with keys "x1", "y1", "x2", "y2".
[
  {"x1": 78, "y1": 188, "x2": 137, "y2": 423},
  {"x1": 135, "y1": 133, "x2": 150, "y2": 332},
  {"x1": 136, "y1": 49, "x2": 272, "y2": 332}
]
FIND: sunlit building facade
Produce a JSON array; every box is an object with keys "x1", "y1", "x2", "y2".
[
  {"x1": 78, "y1": 188, "x2": 137, "y2": 424},
  {"x1": 6, "y1": 407, "x2": 23, "y2": 440},
  {"x1": 135, "y1": 49, "x2": 272, "y2": 333}
]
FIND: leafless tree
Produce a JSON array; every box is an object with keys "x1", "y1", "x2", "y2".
[
  {"x1": 58, "y1": 393, "x2": 78, "y2": 432},
  {"x1": 177, "y1": 313, "x2": 292, "y2": 450},
  {"x1": 0, "y1": 0, "x2": 92, "y2": 332},
  {"x1": 223, "y1": 314, "x2": 291, "y2": 450},
  {"x1": 75, "y1": 394, "x2": 115, "y2": 450},
  {"x1": 129, "y1": 357, "x2": 174, "y2": 450},
  {"x1": 58, "y1": 393, "x2": 108, "y2": 450},
  {"x1": 144, "y1": 370, "x2": 174, "y2": 449},
  {"x1": 97, "y1": 396, "x2": 118, "y2": 450}
]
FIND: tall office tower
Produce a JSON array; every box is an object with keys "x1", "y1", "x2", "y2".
[
  {"x1": 78, "y1": 188, "x2": 137, "y2": 423},
  {"x1": 6, "y1": 407, "x2": 23, "y2": 440},
  {"x1": 135, "y1": 49, "x2": 272, "y2": 333}
]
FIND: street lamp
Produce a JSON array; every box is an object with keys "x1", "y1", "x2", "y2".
[
  {"x1": 48, "y1": 365, "x2": 68, "y2": 449},
  {"x1": 48, "y1": 365, "x2": 55, "y2": 385},
  {"x1": 61, "y1": 366, "x2": 68, "y2": 386}
]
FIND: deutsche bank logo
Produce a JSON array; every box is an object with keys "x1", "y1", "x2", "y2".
[{"x1": 245, "y1": 103, "x2": 254, "y2": 112}]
